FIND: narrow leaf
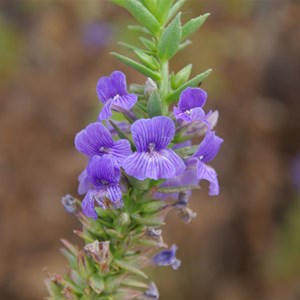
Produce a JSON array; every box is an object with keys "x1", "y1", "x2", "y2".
[
  {"x1": 147, "y1": 90, "x2": 162, "y2": 117},
  {"x1": 178, "y1": 39, "x2": 192, "y2": 51},
  {"x1": 171, "y1": 64, "x2": 192, "y2": 89},
  {"x1": 155, "y1": 0, "x2": 175, "y2": 24},
  {"x1": 140, "y1": 0, "x2": 157, "y2": 14},
  {"x1": 139, "y1": 37, "x2": 156, "y2": 51},
  {"x1": 124, "y1": 0, "x2": 161, "y2": 35},
  {"x1": 111, "y1": 52, "x2": 160, "y2": 80},
  {"x1": 118, "y1": 41, "x2": 150, "y2": 54},
  {"x1": 166, "y1": 0, "x2": 186, "y2": 24},
  {"x1": 128, "y1": 25, "x2": 150, "y2": 35},
  {"x1": 157, "y1": 13, "x2": 182, "y2": 61},
  {"x1": 121, "y1": 278, "x2": 148, "y2": 289},
  {"x1": 157, "y1": 185, "x2": 199, "y2": 193},
  {"x1": 134, "y1": 49, "x2": 159, "y2": 70},
  {"x1": 182, "y1": 13, "x2": 210, "y2": 41},
  {"x1": 166, "y1": 69, "x2": 212, "y2": 103},
  {"x1": 114, "y1": 259, "x2": 148, "y2": 279}
]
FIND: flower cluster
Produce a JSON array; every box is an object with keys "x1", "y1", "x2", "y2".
[
  {"x1": 47, "y1": 3, "x2": 223, "y2": 299},
  {"x1": 75, "y1": 70, "x2": 223, "y2": 220}
]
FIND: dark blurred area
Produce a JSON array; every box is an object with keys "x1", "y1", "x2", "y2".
[{"x1": 1, "y1": 0, "x2": 300, "y2": 299}]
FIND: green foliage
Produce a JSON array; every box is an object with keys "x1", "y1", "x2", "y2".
[
  {"x1": 123, "y1": 0, "x2": 161, "y2": 35},
  {"x1": 157, "y1": 13, "x2": 182, "y2": 61},
  {"x1": 147, "y1": 90, "x2": 162, "y2": 117},
  {"x1": 167, "y1": 69, "x2": 212, "y2": 103},
  {"x1": 46, "y1": 1, "x2": 213, "y2": 299},
  {"x1": 181, "y1": 13, "x2": 210, "y2": 41}
]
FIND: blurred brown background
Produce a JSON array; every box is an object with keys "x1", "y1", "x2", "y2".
[{"x1": 1, "y1": 0, "x2": 300, "y2": 299}]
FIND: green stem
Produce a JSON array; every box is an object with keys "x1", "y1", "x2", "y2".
[{"x1": 160, "y1": 61, "x2": 169, "y2": 114}]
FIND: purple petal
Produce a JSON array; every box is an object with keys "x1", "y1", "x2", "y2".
[
  {"x1": 112, "y1": 94, "x2": 137, "y2": 111},
  {"x1": 131, "y1": 116, "x2": 175, "y2": 152},
  {"x1": 178, "y1": 87, "x2": 207, "y2": 112},
  {"x1": 75, "y1": 122, "x2": 113, "y2": 156},
  {"x1": 110, "y1": 71, "x2": 127, "y2": 95},
  {"x1": 98, "y1": 100, "x2": 113, "y2": 121},
  {"x1": 123, "y1": 151, "x2": 176, "y2": 180},
  {"x1": 152, "y1": 244, "x2": 181, "y2": 270},
  {"x1": 197, "y1": 161, "x2": 219, "y2": 196},
  {"x1": 173, "y1": 106, "x2": 192, "y2": 122},
  {"x1": 193, "y1": 131, "x2": 223, "y2": 163},
  {"x1": 87, "y1": 155, "x2": 120, "y2": 186},
  {"x1": 154, "y1": 168, "x2": 198, "y2": 200},
  {"x1": 82, "y1": 190, "x2": 97, "y2": 219},
  {"x1": 109, "y1": 139, "x2": 133, "y2": 166},
  {"x1": 97, "y1": 76, "x2": 117, "y2": 103},
  {"x1": 160, "y1": 149, "x2": 185, "y2": 176},
  {"x1": 106, "y1": 185, "x2": 123, "y2": 203},
  {"x1": 78, "y1": 169, "x2": 91, "y2": 195},
  {"x1": 190, "y1": 107, "x2": 207, "y2": 122}
]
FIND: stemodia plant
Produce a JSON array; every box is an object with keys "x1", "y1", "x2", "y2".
[{"x1": 45, "y1": 1, "x2": 223, "y2": 299}]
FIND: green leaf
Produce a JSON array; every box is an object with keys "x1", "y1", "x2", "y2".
[
  {"x1": 154, "y1": 0, "x2": 175, "y2": 24},
  {"x1": 134, "y1": 49, "x2": 159, "y2": 70},
  {"x1": 170, "y1": 64, "x2": 192, "y2": 89},
  {"x1": 124, "y1": 0, "x2": 161, "y2": 35},
  {"x1": 147, "y1": 90, "x2": 162, "y2": 117},
  {"x1": 121, "y1": 278, "x2": 148, "y2": 289},
  {"x1": 182, "y1": 13, "x2": 210, "y2": 41},
  {"x1": 157, "y1": 185, "x2": 199, "y2": 193},
  {"x1": 174, "y1": 145, "x2": 199, "y2": 159},
  {"x1": 178, "y1": 39, "x2": 192, "y2": 51},
  {"x1": 140, "y1": 199, "x2": 165, "y2": 213},
  {"x1": 111, "y1": 0, "x2": 126, "y2": 7},
  {"x1": 166, "y1": 0, "x2": 186, "y2": 24},
  {"x1": 118, "y1": 41, "x2": 151, "y2": 54},
  {"x1": 114, "y1": 259, "x2": 148, "y2": 279},
  {"x1": 157, "y1": 13, "x2": 182, "y2": 61},
  {"x1": 166, "y1": 69, "x2": 212, "y2": 103},
  {"x1": 131, "y1": 214, "x2": 165, "y2": 226},
  {"x1": 140, "y1": 0, "x2": 157, "y2": 14},
  {"x1": 89, "y1": 275, "x2": 105, "y2": 294},
  {"x1": 127, "y1": 25, "x2": 150, "y2": 35},
  {"x1": 111, "y1": 52, "x2": 160, "y2": 80},
  {"x1": 139, "y1": 37, "x2": 156, "y2": 51}
]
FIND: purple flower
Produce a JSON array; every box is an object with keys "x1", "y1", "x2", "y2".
[
  {"x1": 97, "y1": 71, "x2": 138, "y2": 120},
  {"x1": 82, "y1": 156, "x2": 123, "y2": 219},
  {"x1": 154, "y1": 168, "x2": 199, "y2": 200},
  {"x1": 61, "y1": 194, "x2": 77, "y2": 214},
  {"x1": 144, "y1": 282, "x2": 159, "y2": 299},
  {"x1": 152, "y1": 245, "x2": 181, "y2": 270},
  {"x1": 173, "y1": 87, "x2": 209, "y2": 123},
  {"x1": 123, "y1": 116, "x2": 185, "y2": 180},
  {"x1": 186, "y1": 110, "x2": 219, "y2": 136},
  {"x1": 75, "y1": 122, "x2": 132, "y2": 167},
  {"x1": 188, "y1": 130, "x2": 223, "y2": 196},
  {"x1": 78, "y1": 169, "x2": 91, "y2": 195}
]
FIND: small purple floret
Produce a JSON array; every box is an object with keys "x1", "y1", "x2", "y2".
[
  {"x1": 173, "y1": 87, "x2": 209, "y2": 123},
  {"x1": 188, "y1": 130, "x2": 223, "y2": 196},
  {"x1": 123, "y1": 116, "x2": 185, "y2": 180},
  {"x1": 74, "y1": 122, "x2": 132, "y2": 167},
  {"x1": 96, "y1": 71, "x2": 137, "y2": 120},
  {"x1": 78, "y1": 169, "x2": 91, "y2": 195},
  {"x1": 154, "y1": 168, "x2": 199, "y2": 200},
  {"x1": 144, "y1": 282, "x2": 159, "y2": 299},
  {"x1": 82, "y1": 155, "x2": 123, "y2": 219},
  {"x1": 152, "y1": 244, "x2": 181, "y2": 270}
]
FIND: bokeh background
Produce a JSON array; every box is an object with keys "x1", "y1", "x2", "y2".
[{"x1": 1, "y1": 0, "x2": 300, "y2": 299}]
